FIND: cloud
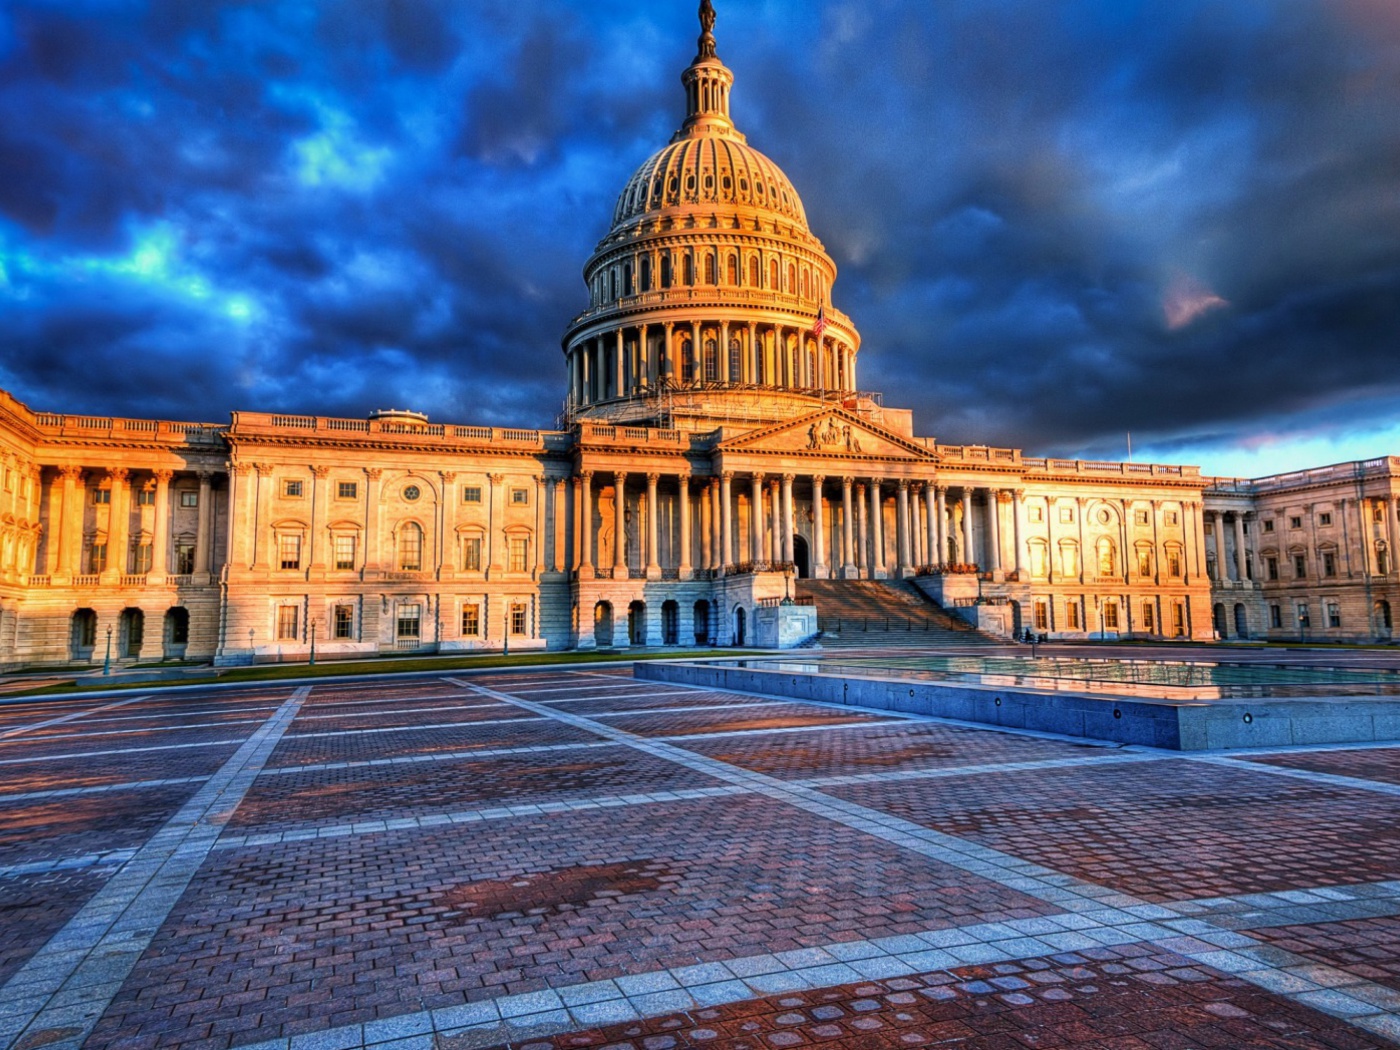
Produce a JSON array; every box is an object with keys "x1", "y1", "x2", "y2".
[{"x1": 0, "y1": 0, "x2": 1394, "y2": 475}]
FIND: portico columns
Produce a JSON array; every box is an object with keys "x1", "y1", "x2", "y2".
[
  {"x1": 195, "y1": 471, "x2": 214, "y2": 576},
  {"x1": 699, "y1": 481, "x2": 713, "y2": 570},
  {"x1": 749, "y1": 474, "x2": 764, "y2": 563},
  {"x1": 251, "y1": 465, "x2": 274, "y2": 571},
  {"x1": 150, "y1": 470, "x2": 173, "y2": 579},
  {"x1": 781, "y1": 474, "x2": 796, "y2": 564},
  {"x1": 720, "y1": 321, "x2": 731, "y2": 383},
  {"x1": 934, "y1": 486, "x2": 948, "y2": 566},
  {"x1": 895, "y1": 480, "x2": 912, "y2": 578},
  {"x1": 678, "y1": 475, "x2": 693, "y2": 579},
  {"x1": 1233, "y1": 512, "x2": 1248, "y2": 582},
  {"x1": 962, "y1": 490, "x2": 976, "y2": 568},
  {"x1": 579, "y1": 473, "x2": 595, "y2": 578},
  {"x1": 869, "y1": 478, "x2": 886, "y2": 578},
  {"x1": 985, "y1": 489, "x2": 1002, "y2": 575},
  {"x1": 769, "y1": 480, "x2": 781, "y2": 563},
  {"x1": 924, "y1": 485, "x2": 938, "y2": 569},
  {"x1": 56, "y1": 467, "x2": 81, "y2": 576},
  {"x1": 719, "y1": 472, "x2": 734, "y2": 571},
  {"x1": 1012, "y1": 489, "x2": 1025, "y2": 576},
  {"x1": 854, "y1": 484, "x2": 868, "y2": 575},
  {"x1": 615, "y1": 329, "x2": 626, "y2": 397},
  {"x1": 612, "y1": 473, "x2": 627, "y2": 576},
  {"x1": 1210, "y1": 510, "x2": 1226, "y2": 580},
  {"x1": 747, "y1": 322, "x2": 758, "y2": 384},
  {"x1": 841, "y1": 476, "x2": 856, "y2": 578},
  {"x1": 812, "y1": 476, "x2": 827, "y2": 578},
  {"x1": 645, "y1": 473, "x2": 661, "y2": 580}
]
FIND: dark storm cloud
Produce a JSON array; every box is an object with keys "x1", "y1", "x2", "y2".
[{"x1": 0, "y1": 0, "x2": 1396, "y2": 466}]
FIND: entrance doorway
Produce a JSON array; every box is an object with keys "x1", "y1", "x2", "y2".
[
  {"x1": 1233, "y1": 603, "x2": 1248, "y2": 639},
  {"x1": 120, "y1": 608, "x2": 144, "y2": 658},
  {"x1": 793, "y1": 535, "x2": 810, "y2": 579},
  {"x1": 1212, "y1": 603, "x2": 1228, "y2": 639},
  {"x1": 732, "y1": 605, "x2": 746, "y2": 646},
  {"x1": 628, "y1": 601, "x2": 647, "y2": 646},
  {"x1": 693, "y1": 600, "x2": 711, "y2": 645},
  {"x1": 594, "y1": 601, "x2": 615, "y2": 647},
  {"x1": 661, "y1": 600, "x2": 679, "y2": 646}
]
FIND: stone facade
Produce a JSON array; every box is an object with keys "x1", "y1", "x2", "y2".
[{"x1": 0, "y1": 10, "x2": 1395, "y2": 670}]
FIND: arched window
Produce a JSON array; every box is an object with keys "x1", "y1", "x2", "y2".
[
  {"x1": 749, "y1": 257, "x2": 760, "y2": 286},
  {"x1": 787, "y1": 262, "x2": 796, "y2": 292},
  {"x1": 801, "y1": 269, "x2": 809, "y2": 298},
  {"x1": 704, "y1": 254, "x2": 716, "y2": 284},
  {"x1": 681, "y1": 338, "x2": 695, "y2": 384},
  {"x1": 623, "y1": 263, "x2": 634, "y2": 296},
  {"x1": 770, "y1": 259, "x2": 779, "y2": 289},
  {"x1": 1029, "y1": 541, "x2": 1049, "y2": 579},
  {"x1": 1097, "y1": 537, "x2": 1116, "y2": 577},
  {"x1": 704, "y1": 338, "x2": 718, "y2": 382},
  {"x1": 790, "y1": 340, "x2": 801, "y2": 387},
  {"x1": 727, "y1": 254, "x2": 738, "y2": 285},
  {"x1": 729, "y1": 338, "x2": 742, "y2": 383},
  {"x1": 660, "y1": 255, "x2": 672, "y2": 289},
  {"x1": 640, "y1": 257, "x2": 651, "y2": 292},
  {"x1": 684, "y1": 254, "x2": 695, "y2": 285},
  {"x1": 1060, "y1": 542, "x2": 1079, "y2": 579},
  {"x1": 398, "y1": 522, "x2": 423, "y2": 572}
]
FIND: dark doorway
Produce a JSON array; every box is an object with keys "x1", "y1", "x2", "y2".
[
  {"x1": 628, "y1": 601, "x2": 647, "y2": 646},
  {"x1": 72, "y1": 608, "x2": 98, "y2": 660},
  {"x1": 165, "y1": 607, "x2": 190, "y2": 657},
  {"x1": 693, "y1": 600, "x2": 711, "y2": 645},
  {"x1": 120, "y1": 608, "x2": 144, "y2": 658},
  {"x1": 732, "y1": 605, "x2": 746, "y2": 646},
  {"x1": 1233, "y1": 603, "x2": 1248, "y2": 639},
  {"x1": 594, "y1": 601, "x2": 615, "y2": 647},
  {"x1": 792, "y1": 535, "x2": 810, "y2": 579},
  {"x1": 1212, "y1": 603, "x2": 1228, "y2": 639},
  {"x1": 661, "y1": 600, "x2": 679, "y2": 645}
]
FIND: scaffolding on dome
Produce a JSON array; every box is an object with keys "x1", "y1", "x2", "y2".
[{"x1": 564, "y1": 381, "x2": 886, "y2": 432}]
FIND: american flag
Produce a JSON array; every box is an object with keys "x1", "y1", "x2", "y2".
[{"x1": 813, "y1": 301, "x2": 827, "y2": 338}]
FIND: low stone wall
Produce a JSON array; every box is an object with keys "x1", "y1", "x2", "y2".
[
  {"x1": 636, "y1": 660, "x2": 1400, "y2": 750},
  {"x1": 752, "y1": 605, "x2": 818, "y2": 649}
]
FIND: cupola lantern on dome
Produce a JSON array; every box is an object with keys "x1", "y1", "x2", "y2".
[{"x1": 561, "y1": 0, "x2": 864, "y2": 428}]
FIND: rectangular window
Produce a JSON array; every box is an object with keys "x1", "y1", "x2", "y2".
[
  {"x1": 337, "y1": 481, "x2": 358, "y2": 500},
  {"x1": 176, "y1": 544, "x2": 196, "y2": 575},
  {"x1": 1135, "y1": 510, "x2": 1149, "y2": 525},
  {"x1": 1297, "y1": 603, "x2": 1311, "y2": 629},
  {"x1": 463, "y1": 537, "x2": 482, "y2": 572},
  {"x1": 396, "y1": 603, "x2": 421, "y2": 641},
  {"x1": 277, "y1": 606, "x2": 299, "y2": 640},
  {"x1": 1319, "y1": 512, "x2": 1333, "y2": 527},
  {"x1": 132, "y1": 544, "x2": 153, "y2": 574},
  {"x1": 283, "y1": 479, "x2": 303, "y2": 498},
  {"x1": 1028, "y1": 506, "x2": 1044, "y2": 523},
  {"x1": 1323, "y1": 551, "x2": 1337, "y2": 577},
  {"x1": 463, "y1": 486, "x2": 482, "y2": 504},
  {"x1": 1137, "y1": 551, "x2": 1152, "y2": 577},
  {"x1": 1293, "y1": 553, "x2": 1307, "y2": 578},
  {"x1": 88, "y1": 543, "x2": 108, "y2": 574},
  {"x1": 1066, "y1": 602, "x2": 1081, "y2": 630},
  {"x1": 1165, "y1": 510, "x2": 1180, "y2": 526},
  {"x1": 398, "y1": 527, "x2": 422, "y2": 572},
  {"x1": 1142, "y1": 603, "x2": 1155, "y2": 633},
  {"x1": 136, "y1": 489, "x2": 155, "y2": 506},
  {"x1": 1270, "y1": 604, "x2": 1283, "y2": 629},
  {"x1": 509, "y1": 537, "x2": 529, "y2": 573},
  {"x1": 1172, "y1": 603, "x2": 1185, "y2": 636},
  {"x1": 279, "y1": 534, "x2": 302, "y2": 570},
  {"x1": 461, "y1": 603, "x2": 481, "y2": 637},
  {"x1": 1327, "y1": 602, "x2": 1342, "y2": 629},
  {"x1": 1167, "y1": 551, "x2": 1182, "y2": 578},
  {"x1": 1033, "y1": 601, "x2": 1049, "y2": 631},
  {"x1": 1289, "y1": 516, "x2": 1302, "y2": 529},
  {"x1": 333, "y1": 534, "x2": 357, "y2": 571},
  {"x1": 510, "y1": 488, "x2": 529, "y2": 506},
  {"x1": 93, "y1": 489, "x2": 111, "y2": 505},
  {"x1": 180, "y1": 491, "x2": 198, "y2": 508},
  {"x1": 1266, "y1": 556, "x2": 1279, "y2": 581},
  {"x1": 1103, "y1": 602, "x2": 1120, "y2": 630},
  {"x1": 1262, "y1": 519, "x2": 1274, "y2": 533},
  {"x1": 1059, "y1": 507, "x2": 1074, "y2": 524},
  {"x1": 333, "y1": 604, "x2": 354, "y2": 640},
  {"x1": 1376, "y1": 505, "x2": 1386, "y2": 523},
  {"x1": 510, "y1": 602, "x2": 528, "y2": 636}
]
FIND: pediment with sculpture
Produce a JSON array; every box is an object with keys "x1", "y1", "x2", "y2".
[{"x1": 717, "y1": 409, "x2": 938, "y2": 462}]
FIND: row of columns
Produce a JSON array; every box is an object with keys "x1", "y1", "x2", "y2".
[
  {"x1": 42, "y1": 467, "x2": 217, "y2": 581},
  {"x1": 569, "y1": 320, "x2": 856, "y2": 406},
  {"x1": 1207, "y1": 497, "x2": 1400, "y2": 584}
]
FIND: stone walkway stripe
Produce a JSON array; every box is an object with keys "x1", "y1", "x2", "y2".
[
  {"x1": 0, "y1": 775, "x2": 213, "y2": 803},
  {"x1": 1196, "y1": 752, "x2": 1400, "y2": 798},
  {"x1": 0, "y1": 738, "x2": 248, "y2": 766},
  {"x1": 0, "y1": 694, "x2": 152, "y2": 740},
  {"x1": 0, "y1": 686, "x2": 311, "y2": 1050},
  {"x1": 257, "y1": 740, "x2": 615, "y2": 777}
]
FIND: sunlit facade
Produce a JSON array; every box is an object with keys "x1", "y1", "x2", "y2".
[{"x1": 0, "y1": 7, "x2": 1396, "y2": 670}]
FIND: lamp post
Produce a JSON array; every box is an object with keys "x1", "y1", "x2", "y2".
[
  {"x1": 248, "y1": 627, "x2": 255, "y2": 665},
  {"x1": 102, "y1": 624, "x2": 113, "y2": 676},
  {"x1": 309, "y1": 618, "x2": 317, "y2": 666}
]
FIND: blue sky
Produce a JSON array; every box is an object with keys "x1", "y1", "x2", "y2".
[{"x1": 1, "y1": 0, "x2": 1397, "y2": 478}]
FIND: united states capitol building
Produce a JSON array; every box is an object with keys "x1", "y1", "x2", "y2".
[{"x1": 0, "y1": 7, "x2": 1396, "y2": 669}]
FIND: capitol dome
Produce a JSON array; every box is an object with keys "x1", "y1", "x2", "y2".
[{"x1": 562, "y1": 1, "x2": 862, "y2": 428}]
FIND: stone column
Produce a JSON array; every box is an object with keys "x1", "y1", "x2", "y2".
[
  {"x1": 550, "y1": 477, "x2": 565, "y2": 573},
  {"x1": 580, "y1": 473, "x2": 595, "y2": 577},
  {"x1": 841, "y1": 476, "x2": 856, "y2": 577},
  {"x1": 250, "y1": 465, "x2": 274, "y2": 571},
  {"x1": 646, "y1": 473, "x2": 661, "y2": 579},
  {"x1": 106, "y1": 468, "x2": 131, "y2": 578},
  {"x1": 678, "y1": 474, "x2": 693, "y2": 579},
  {"x1": 1012, "y1": 490, "x2": 1026, "y2": 576},
  {"x1": 1210, "y1": 510, "x2": 1226, "y2": 580},
  {"x1": 615, "y1": 329, "x2": 626, "y2": 398},
  {"x1": 580, "y1": 344, "x2": 592, "y2": 405},
  {"x1": 700, "y1": 480, "x2": 713, "y2": 571},
  {"x1": 935, "y1": 485, "x2": 948, "y2": 566},
  {"x1": 869, "y1": 478, "x2": 886, "y2": 577},
  {"x1": 613, "y1": 473, "x2": 627, "y2": 576},
  {"x1": 486, "y1": 473, "x2": 505, "y2": 578},
  {"x1": 910, "y1": 484, "x2": 924, "y2": 568},
  {"x1": 781, "y1": 474, "x2": 796, "y2": 564},
  {"x1": 895, "y1": 480, "x2": 912, "y2": 577},
  {"x1": 1233, "y1": 511, "x2": 1247, "y2": 582},
  {"x1": 924, "y1": 485, "x2": 939, "y2": 569},
  {"x1": 720, "y1": 471, "x2": 735, "y2": 571},
  {"x1": 720, "y1": 321, "x2": 731, "y2": 383},
  {"x1": 985, "y1": 489, "x2": 1002, "y2": 574},
  {"x1": 150, "y1": 470, "x2": 173, "y2": 579},
  {"x1": 962, "y1": 490, "x2": 976, "y2": 569},
  {"x1": 855, "y1": 483, "x2": 867, "y2": 575},
  {"x1": 747, "y1": 322, "x2": 758, "y2": 384},
  {"x1": 768, "y1": 480, "x2": 781, "y2": 563},
  {"x1": 308, "y1": 466, "x2": 329, "y2": 573},
  {"x1": 1389, "y1": 498, "x2": 1400, "y2": 575},
  {"x1": 534, "y1": 475, "x2": 547, "y2": 579},
  {"x1": 56, "y1": 466, "x2": 82, "y2": 576},
  {"x1": 750, "y1": 474, "x2": 764, "y2": 563},
  {"x1": 690, "y1": 320, "x2": 701, "y2": 383},
  {"x1": 812, "y1": 475, "x2": 827, "y2": 578},
  {"x1": 195, "y1": 471, "x2": 214, "y2": 576}
]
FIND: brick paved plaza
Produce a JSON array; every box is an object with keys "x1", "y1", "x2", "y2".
[{"x1": 1, "y1": 664, "x2": 1398, "y2": 1050}]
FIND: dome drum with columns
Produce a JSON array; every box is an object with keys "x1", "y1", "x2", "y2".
[{"x1": 562, "y1": 6, "x2": 862, "y2": 430}]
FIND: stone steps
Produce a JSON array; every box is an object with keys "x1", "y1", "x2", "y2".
[{"x1": 794, "y1": 579, "x2": 996, "y2": 648}]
